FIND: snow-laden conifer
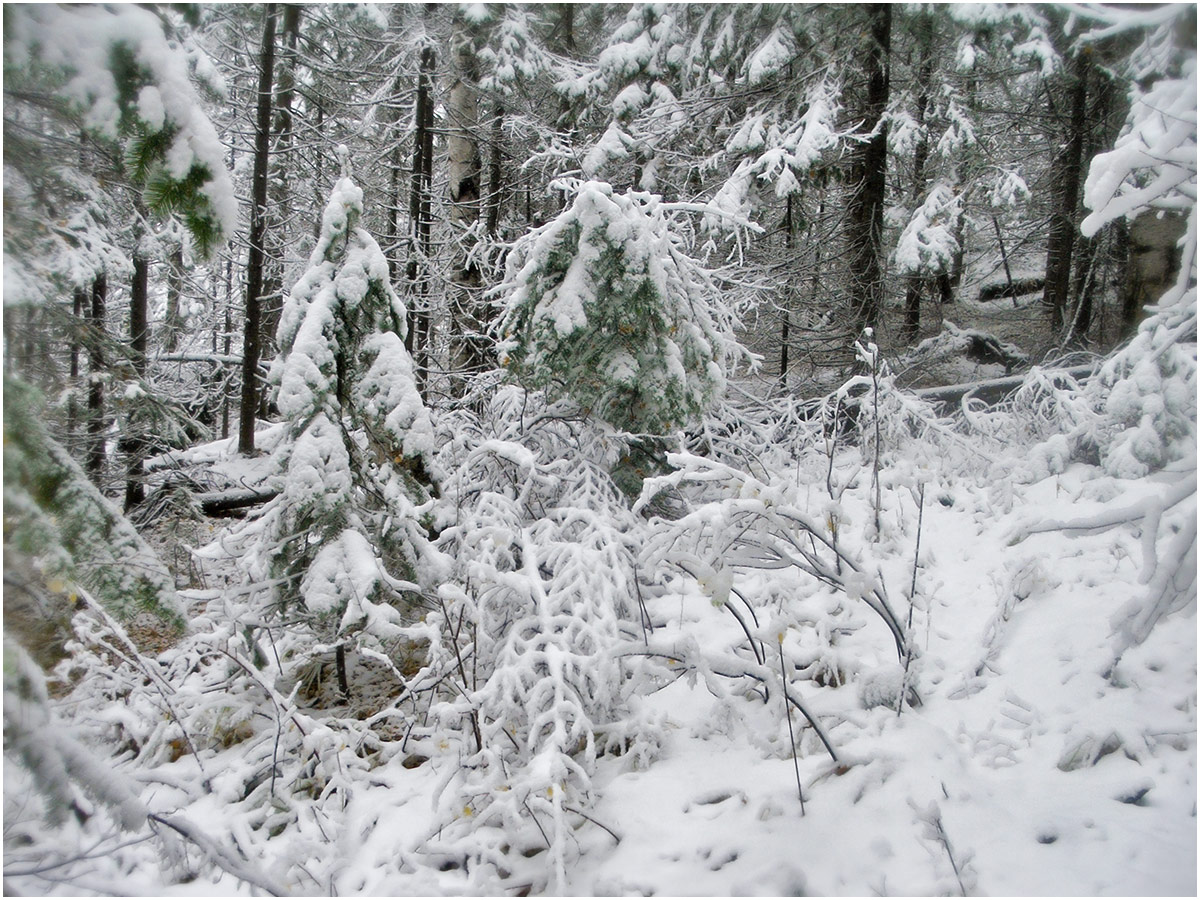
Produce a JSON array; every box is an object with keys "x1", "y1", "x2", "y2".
[
  {"x1": 243, "y1": 175, "x2": 438, "y2": 665},
  {"x1": 3, "y1": 375, "x2": 183, "y2": 629},
  {"x1": 5, "y1": 4, "x2": 236, "y2": 257},
  {"x1": 498, "y1": 180, "x2": 747, "y2": 436},
  {"x1": 893, "y1": 183, "x2": 961, "y2": 278}
]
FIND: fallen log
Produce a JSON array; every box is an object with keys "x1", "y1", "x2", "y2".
[
  {"x1": 978, "y1": 276, "x2": 1044, "y2": 302},
  {"x1": 911, "y1": 364, "x2": 1096, "y2": 409},
  {"x1": 195, "y1": 488, "x2": 279, "y2": 517}
]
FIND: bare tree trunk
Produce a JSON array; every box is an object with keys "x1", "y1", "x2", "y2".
[
  {"x1": 1042, "y1": 47, "x2": 1088, "y2": 334},
  {"x1": 260, "y1": 3, "x2": 301, "y2": 363},
  {"x1": 385, "y1": 10, "x2": 405, "y2": 288},
  {"x1": 780, "y1": 195, "x2": 794, "y2": 385},
  {"x1": 86, "y1": 273, "x2": 107, "y2": 480},
  {"x1": 845, "y1": 3, "x2": 891, "y2": 335},
  {"x1": 406, "y1": 41, "x2": 436, "y2": 398},
  {"x1": 124, "y1": 253, "x2": 149, "y2": 511},
  {"x1": 238, "y1": 3, "x2": 277, "y2": 455},
  {"x1": 222, "y1": 255, "x2": 233, "y2": 441},
  {"x1": 486, "y1": 102, "x2": 504, "y2": 239},
  {"x1": 312, "y1": 99, "x2": 325, "y2": 242},
  {"x1": 68, "y1": 286, "x2": 86, "y2": 456},
  {"x1": 902, "y1": 12, "x2": 934, "y2": 344},
  {"x1": 163, "y1": 243, "x2": 184, "y2": 352}
]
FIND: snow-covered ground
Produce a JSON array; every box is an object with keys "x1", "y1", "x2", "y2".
[
  {"x1": 565, "y1": 460, "x2": 1197, "y2": 896},
  {"x1": 6, "y1": 419, "x2": 1194, "y2": 896}
]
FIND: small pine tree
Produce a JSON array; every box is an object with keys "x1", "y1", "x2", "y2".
[
  {"x1": 247, "y1": 176, "x2": 437, "y2": 669},
  {"x1": 498, "y1": 180, "x2": 746, "y2": 437}
]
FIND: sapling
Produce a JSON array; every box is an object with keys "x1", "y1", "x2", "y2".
[
  {"x1": 777, "y1": 633, "x2": 807, "y2": 814},
  {"x1": 236, "y1": 171, "x2": 438, "y2": 702},
  {"x1": 898, "y1": 482, "x2": 926, "y2": 716},
  {"x1": 496, "y1": 179, "x2": 751, "y2": 495}
]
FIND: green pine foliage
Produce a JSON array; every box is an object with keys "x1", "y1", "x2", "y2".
[
  {"x1": 4, "y1": 5, "x2": 236, "y2": 259},
  {"x1": 2, "y1": 376, "x2": 184, "y2": 631},
  {"x1": 498, "y1": 181, "x2": 746, "y2": 435}
]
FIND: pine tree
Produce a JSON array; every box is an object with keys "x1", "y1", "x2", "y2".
[
  {"x1": 498, "y1": 180, "x2": 746, "y2": 437},
  {"x1": 4, "y1": 375, "x2": 183, "y2": 632},
  {"x1": 247, "y1": 170, "x2": 437, "y2": 687},
  {"x1": 3, "y1": 2, "x2": 231, "y2": 633}
]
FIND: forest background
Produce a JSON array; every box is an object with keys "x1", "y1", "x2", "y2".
[{"x1": 3, "y1": 3, "x2": 1196, "y2": 895}]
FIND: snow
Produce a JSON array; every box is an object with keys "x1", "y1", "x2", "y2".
[
  {"x1": 744, "y1": 28, "x2": 793, "y2": 85},
  {"x1": 5, "y1": 5, "x2": 237, "y2": 240},
  {"x1": 5, "y1": 6, "x2": 1197, "y2": 898},
  {"x1": 893, "y1": 183, "x2": 961, "y2": 275},
  {"x1": 301, "y1": 530, "x2": 381, "y2": 616},
  {"x1": 9, "y1": 369, "x2": 1198, "y2": 896}
]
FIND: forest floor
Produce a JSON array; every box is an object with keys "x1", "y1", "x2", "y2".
[
  {"x1": 6, "y1": 264, "x2": 1195, "y2": 896},
  {"x1": 9, "y1": 413, "x2": 1194, "y2": 896},
  {"x1": 561, "y1": 458, "x2": 1196, "y2": 896}
]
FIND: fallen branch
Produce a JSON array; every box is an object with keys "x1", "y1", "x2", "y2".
[{"x1": 195, "y1": 488, "x2": 280, "y2": 517}]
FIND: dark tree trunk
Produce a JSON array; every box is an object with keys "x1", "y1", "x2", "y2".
[
  {"x1": 222, "y1": 256, "x2": 233, "y2": 441},
  {"x1": 486, "y1": 102, "x2": 504, "y2": 239},
  {"x1": 780, "y1": 195, "x2": 794, "y2": 384},
  {"x1": 406, "y1": 42, "x2": 436, "y2": 397},
  {"x1": 1042, "y1": 47, "x2": 1089, "y2": 334},
  {"x1": 312, "y1": 99, "x2": 324, "y2": 241},
  {"x1": 163, "y1": 244, "x2": 184, "y2": 352},
  {"x1": 384, "y1": 10, "x2": 405, "y2": 288},
  {"x1": 845, "y1": 4, "x2": 891, "y2": 335},
  {"x1": 68, "y1": 286, "x2": 86, "y2": 456},
  {"x1": 902, "y1": 13, "x2": 935, "y2": 345},
  {"x1": 238, "y1": 4, "x2": 278, "y2": 455},
  {"x1": 1122, "y1": 210, "x2": 1186, "y2": 336},
  {"x1": 123, "y1": 254, "x2": 149, "y2": 511},
  {"x1": 86, "y1": 273, "x2": 107, "y2": 480},
  {"x1": 1066, "y1": 62, "x2": 1124, "y2": 346}
]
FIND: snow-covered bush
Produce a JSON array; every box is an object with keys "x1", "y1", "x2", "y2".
[
  {"x1": 497, "y1": 180, "x2": 747, "y2": 436},
  {"x1": 238, "y1": 177, "x2": 439, "y2": 677},
  {"x1": 417, "y1": 387, "x2": 662, "y2": 892},
  {"x1": 1008, "y1": 6, "x2": 1197, "y2": 657},
  {"x1": 4, "y1": 636, "x2": 148, "y2": 833},
  {"x1": 1073, "y1": 8, "x2": 1196, "y2": 479}
]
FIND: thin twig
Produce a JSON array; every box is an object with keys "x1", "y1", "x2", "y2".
[
  {"x1": 899, "y1": 482, "x2": 926, "y2": 717},
  {"x1": 563, "y1": 805, "x2": 622, "y2": 844},
  {"x1": 778, "y1": 637, "x2": 806, "y2": 815}
]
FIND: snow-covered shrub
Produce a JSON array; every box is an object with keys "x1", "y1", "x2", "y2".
[
  {"x1": 990, "y1": 5, "x2": 1198, "y2": 660},
  {"x1": 237, "y1": 177, "x2": 439, "y2": 679},
  {"x1": 497, "y1": 180, "x2": 748, "y2": 436},
  {"x1": 3, "y1": 375, "x2": 182, "y2": 631},
  {"x1": 633, "y1": 446, "x2": 914, "y2": 764},
  {"x1": 1072, "y1": 8, "x2": 1197, "y2": 479},
  {"x1": 4, "y1": 637, "x2": 147, "y2": 832},
  {"x1": 832, "y1": 334, "x2": 964, "y2": 482},
  {"x1": 418, "y1": 388, "x2": 661, "y2": 892}
]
